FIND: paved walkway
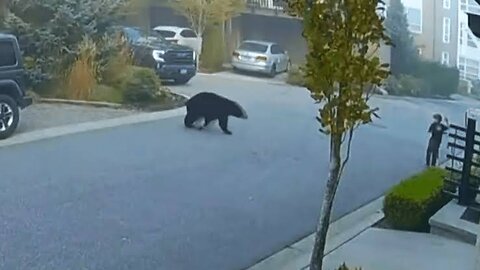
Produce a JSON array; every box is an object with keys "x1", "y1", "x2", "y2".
[{"x1": 323, "y1": 228, "x2": 475, "y2": 270}]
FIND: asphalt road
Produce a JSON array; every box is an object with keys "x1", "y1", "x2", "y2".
[{"x1": 0, "y1": 73, "x2": 478, "y2": 270}]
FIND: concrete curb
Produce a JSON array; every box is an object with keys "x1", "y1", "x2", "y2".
[
  {"x1": 38, "y1": 98, "x2": 125, "y2": 109},
  {"x1": 246, "y1": 196, "x2": 385, "y2": 270},
  {"x1": 1, "y1": 106, "x2": 186, "y2": 149},
  {"x1": 38, "y1": 92, "x2": 190, "y2": 110}
]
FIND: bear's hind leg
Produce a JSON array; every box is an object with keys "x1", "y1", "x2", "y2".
[
  {"x1": 218, "y1": 116, "x2": 232, "y2": 135},
  {"x1": 202, "y1": 116, "x2": 215, "y2": 129}
]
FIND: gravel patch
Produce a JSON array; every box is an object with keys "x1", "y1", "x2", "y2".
[{"x1": 17, "y1": 103, "x2": 137, "y2": 135}]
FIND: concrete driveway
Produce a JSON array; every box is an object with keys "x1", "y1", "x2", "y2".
[{"x1": 0, "y1": 73, "x2": 477, "y2": 270}]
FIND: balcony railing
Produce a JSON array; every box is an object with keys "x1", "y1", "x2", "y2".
[{"x1": 246, "y1": 0, "x2": 286, "y2": 11}]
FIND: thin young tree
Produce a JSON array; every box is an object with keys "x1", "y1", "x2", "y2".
[
  {"x1": 287, "y1": 0, "x2": 390, "y2": 269},
  {"x1": 384, "y1": 0, "x2": 419, "y2": 76},
  {"x1": 169, "y1": 0, "x2": 245, "y2": 39}
]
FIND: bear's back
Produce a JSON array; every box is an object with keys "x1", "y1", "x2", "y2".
[{"x1": 187, "y1": 92, "x2": 233, "y2": 108}]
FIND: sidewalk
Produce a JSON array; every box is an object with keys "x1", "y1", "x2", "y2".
[
  {"x1": 247, "y1": 196, "x2": 476, "y2": 270},
  {"x1": 323, "y1": 228, "x2": 475, "y2": 270}
]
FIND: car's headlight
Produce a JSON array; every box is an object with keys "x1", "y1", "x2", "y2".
[
  {"x1": 192, "y1": 51, "x2": 196, "y2": 60},
  {"x1": 152, "y1": 50, "x2": 166, "y2": 62}
]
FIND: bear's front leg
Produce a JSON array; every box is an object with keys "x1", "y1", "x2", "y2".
[
  {"x1": 219, "y1": 116, "x2": 232, "y2": 135},
  {"x1": 184, "y1": 113, "x2": 197, "y2": 128}
]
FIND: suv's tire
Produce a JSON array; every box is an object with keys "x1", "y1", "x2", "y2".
[
  {"x1": 175, "y1": 78, "x2": 191, "y2": 85},
  {"x1": 269, "y1": 64, "x2": 277, "y2": 78},
  {"x1": 0, "y1": 94, "x2": 20, "y2": 140}
]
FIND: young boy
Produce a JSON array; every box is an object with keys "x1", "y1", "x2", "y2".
[{"x1": 426, "y1": 113, "x2": 449, "y2": 167}]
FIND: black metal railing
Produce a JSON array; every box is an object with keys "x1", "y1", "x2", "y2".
[{"x1": 444, "y1": 118, "x2": 480, "y2": 206}]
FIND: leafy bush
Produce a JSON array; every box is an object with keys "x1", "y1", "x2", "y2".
[
  {"x1": 385, "y1": 74, "x2": 430, "y2": 97},
  {"x1": 200, "y1": 24, "x2": 225, "y2": 73},
  {"x1": 383, "y1": 167, "x2": 449, "y2": 232},
  {"x1": 90, "y1": 84, "x2": 123, "y2": 104},
  {"x1": 286, "y1": 65, "x2": 306, "y2": 87},
  {"x1": 4, "y1": 0, "x2": 129, "y2": 89},
  {"x1": 121, "y1": 67, "x2": 166, "y2": 104},
  {"x1": 414, "y1": 61, "x2": 459, "y2": 97}
]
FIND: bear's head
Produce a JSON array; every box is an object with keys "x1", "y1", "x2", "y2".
[{"x1": 230, "y1": 101, "x2": 248, "y2": 119}]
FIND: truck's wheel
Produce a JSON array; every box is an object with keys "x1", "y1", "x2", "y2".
[{"x1": 0, "y1": 94, "x2": 20, "y2": 140}]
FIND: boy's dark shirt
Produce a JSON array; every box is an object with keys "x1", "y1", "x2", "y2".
[{"x1": 428, "y1": 122, "x2": 448, "y2": 146}]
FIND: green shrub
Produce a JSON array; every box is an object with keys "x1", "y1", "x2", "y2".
[
  {"x1": 383, "y1": 167, "x2": 449, "y2": 232},
  {"x1": 385, "y1": 74, "x2": 430, "y2": 97},
  {"x1": 90, "y1": 84, "x2": 123, "y2": 103},
  {"x1": 121, "y1": 66, "x2": 165, "y2": 105},
  {"x1": 286, "y1": 65, "x2": 306, "y2": 87},
  {"x1": 200, "y1": 24, "x2": 225, "y2": 73},
  {"x1": 414, "y1": 61, "x2": 459, "y2": 97}
]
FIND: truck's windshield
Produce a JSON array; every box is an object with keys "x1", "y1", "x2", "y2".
[{"x1": 123, "y1": 27, "x2": 167, "y2": 46}]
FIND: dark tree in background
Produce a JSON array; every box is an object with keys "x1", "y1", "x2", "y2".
[
  {"x1": 0, "y1": 0, "x2": 8, "y2": 28},
  {"x1": 385, "y1": 0, "x2": 418, "y2": 76}
]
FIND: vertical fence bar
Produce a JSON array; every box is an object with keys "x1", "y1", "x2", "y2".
[{"x1": 459, "y1": 118, "x2": 476, "y2": 205}]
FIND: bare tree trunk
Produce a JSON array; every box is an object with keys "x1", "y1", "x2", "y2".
[{"x1": 310, "y1": 134, "x2": 342, "y2": 270}]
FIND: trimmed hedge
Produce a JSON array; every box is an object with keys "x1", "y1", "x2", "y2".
[
  {"x1": 383, "y1": 167, "x2": 449, "y2": 232},
  {"x1": 414, "y1": 61, "x2": 459, "y2": 98}
]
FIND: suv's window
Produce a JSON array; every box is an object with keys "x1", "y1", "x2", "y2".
[
  {"x1": 123, "y1": 27, "x2": 166, "y2": 45},
  {"x1": 238, "y1": 42, "x2": 268, "y2": 53},
  {"x1": 156, "y1": 30, "x2": 176, "y2": 38},
  {"x1": 0, "y1": 41, "x2": 17, "y2": 67},
  {"x1": 180, "y1": 29, "x2": 197, "y2": 38}
]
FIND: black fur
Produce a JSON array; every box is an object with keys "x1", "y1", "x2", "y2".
[{"x1": 184, "y1": 92, "x2": 248, "y2": 135}]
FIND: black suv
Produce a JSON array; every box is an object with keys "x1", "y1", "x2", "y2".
[
  {"x1": 0, "y1": 33, "x2": 32, "y2": 140},
  {"x1": 119, "y1": 26, "x2": 197, "y2": 85}
]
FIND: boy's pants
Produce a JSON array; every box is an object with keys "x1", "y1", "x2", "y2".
[{"x1": 426, "y1": 139, "x2": 440, "y2": 166}]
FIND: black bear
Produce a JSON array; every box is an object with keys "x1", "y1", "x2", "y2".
[{"x1": 184, "y1": 92, "x2": 248, "y2": 135}]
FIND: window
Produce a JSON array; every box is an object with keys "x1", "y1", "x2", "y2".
[
  {"x1": 461, "y1": 0, "x2": 480, "y2": 13},
  {"x1": 406, "y1": 7, "x2": 422, "y2": 33},
  {"x1": 0, "y1": 41, "x2": 17, "y2": 67},
  {"x1": 443, "y1": 17, "x2": 451, "y2": 43},
  {"x1": 417, "y1": 47, "x2": 423, "y2": 56},
  {"x1": 441, "y1": 52, "x2": 450, "y2": 65},
  {"x1": 155, "y1": 30, "x2": 176, "y2": 38},
  {"x1": 458, "y1": 57, "x2": 480, "y2": 80},
  {"x1": 443, "y1": 0, "x2": 451, "y2": 9},
  {"x1": 238, "y1": 42, "x2": 268, "y2": 53},
  {"x1": 180, "y1": 30, "x2": 197, "y2": 38},
  {"x1": 467, "y1": 34, "x2": 478, "y2": 48},
  {"x1": 460, "y1": 22, "x2": 465, "y2": 45},
  {"x1": 270, "y1": 44, "x2": 284, "y2": 54}
]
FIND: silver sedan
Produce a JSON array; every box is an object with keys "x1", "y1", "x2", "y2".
[{"x1": 231, "y1": 40, "x2": 291, "y2": 77}]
